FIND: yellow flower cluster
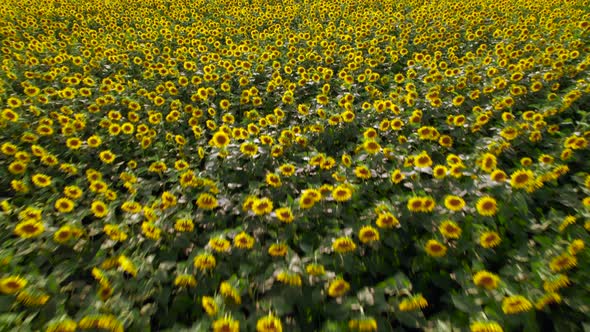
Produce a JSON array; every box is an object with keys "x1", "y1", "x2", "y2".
[{"x1": 0, "y1": 0, "x2": 589, "y2": 329}]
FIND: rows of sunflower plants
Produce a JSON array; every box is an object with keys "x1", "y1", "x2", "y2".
[{"x1": 1, "y1": 0, "x2": 590, "y2": 330}]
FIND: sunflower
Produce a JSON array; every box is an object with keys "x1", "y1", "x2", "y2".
[
  {"x1": 328, "y1": 278, "x2": 350, "y2": 297},
  {"x1": 16, "y1": 290, "x2": 50, "y2": 306},
  {"x1": 268, "y1": 243, "x2": 288, "y2": 257},
  {"x1": 174, "y1": 218, "x2": 194, "y2": 232},
  {"x1": 543, "y1": 274, "x2": 571, "y2": 292},
  {"x1": 53, "y1": 225, "x2": 73, "y2": 244},
  {"x1": 161, "y1": 191, "x2": 177, "y2": 208},
  {"x1": 354, "y1": 165, "x2": 372, "y2": 179},
  {"x1": 470, "y1": 321, "x2": 504, "y2": 332},
  {"x1": 19, "y1": 207, "x2": 41, "y2": 220},
  {"x1": 438, "y1": 135, "x2": 453, "y2": 147},
  {"x1": 341, "y1": 154, "x2": 352, "y2": 167},
  {"x1": 117, "y1": 255, "x2": 138, "y2": 277},
  {"x1": 210, "y1": 131, "x2": 230, "y2": 148},
  {"x1": 193, "y1": 253, "x2": 216, "y2": 271},
  {"x1": 358, "y1": 226, "x2": 379, "y2": 244},
  {"x1": 54, "y1": 198, "x2": 75, "y2": 213},
  {"x1": 89, "y1": 180, "x2": 108, "y2": 193},
  {"x1": 490, "y1": 169, "x2": 507, "y2": 182},
  {"x1": 91, "y1": 200, "x2": 108, "y2": 218},
  {"x1": 212, "y1": 316, "x2": 239, "y2": 332},
  {"x1": 97, "y1": 284, "x2": 114, "y2": 301},
  {"x1": 332, "y1": 237, "x2": 357, "y2": 253},
  {"x1": 202, "y1": 296, "x2": 218, "y2": 316},
  {"x1": 407, "y1": 197, "x2": 423, "y2": 212},
  {"x1": 476, "y1": 196, "x2": 497, "y2": 216},
  {"x1": 305, "y1": 263, "x2": 326, "y2": 276},
  {"x1": 0, "y1": 275, "x2": 27, "y2": 294},
  {"x1": 196, "y1": 193, "x2": 218, "y2": 210},
  {"x1": 103, "y1": 224, "x2": 128, "y2": 242},
  {"x1": 568, "y1": 239, "x2": 584, "y2": 255},
  {"x1": 363, "y1": 140, "x2": 381, "y2": 154},
  {"x1": 31, "y1": 173, "x2": 52, "y2": 187},
  {"x1": 348, "y1": 317, "x2": 378, "y2": 332},
  {"x1": 275, "y1": 207, "x2": 294, "y2": 223},
  {"x1": 408, "y1": 196, "x2": 436, "y2": 213},
  {"x1": 220, "y1": 281, "x2": 241, "y2": 304},
  {"x1": 256, "y1": 314, "x2": 282, "y2": 332},
  {"x1": 98, "y1": 150, "x2": 116, "y2": 164},
  {"x1": 439, "y1": 220, "x2": 462, "y2": 239},
  {"x1": 14, "y1": 219, "x2": 44, "y2": 238},
  {"x1": 414, "y1": 152, "x2": 433, "y2": 168},
  {"x1": 399, "y1": 294, "x2": 428, "y2": 311},
  {"x1": 549, "y1": 253, "x2": 577, "y2": 272},
  {"x1": 148, "y1": 161, "x2": 167, "y2": 173},
  {"x1": 8, "y1": 161, "x2": 27, "y2": 174},
  {"x1": 1, "y1": 142, "x2": 18, "y2": 155},
  {"x1": 558, "y1": 215, "x2": 576, "y2": 232},
  {"x1": 265, "y1": 172, "x2": 282, "y2": 187},
  {"x1": 91, "y1": 267, "x2": 110, "y2": 288},
  {"x1": 64, "y1": 185, "x2": 83, "y2": 199},
  {"x1": 141, "y1": 222, "x2": 162, "y2": 241},
  {"x1": 276, "y1": 271, "x2": 302, "y2": 286},
  {"x1": 174, "y1": 274, "x2": 197, "y2": 288},
  {"x1": 46, "y1": 319, "x2": 77, "y2": 332},
  {"x1": 479, "y1": 153, "x2": 497, "y2": 172},
  {"x1": 278, "y1": 163, "x2": 295, "y2": 176},
  {"x1": 78, "y1": 315, "x2": 124, "y2": 332},
  {"x1": 253, "y1": 197, "x2": 273, "y2": 215},
  {"x1": 240, "y1": 142, "x2": 259, "y2": 156},
  {"x1": 65, "y1": 137, "x2": 83, "y2": 150},
  {"x1": 479, "y1": 231, "x2": 502, "y2": 248},
  {"x1": 376, "y1": 212, "x2": 399, "y2": 228},
  {"x1": 209, "y1": 237, "x2": 231, "y2": 253},
  {"x1": 12, "y1": 180, "x2": 29, "y2": 193},
  {"x1": 332, "y1": 185, "x2": 352, "y2": 202},
  {"x1": 444, "y1": 195, "x2": 465, "y2": 212},
  {"x1": 510, "y1": 169, "x2": 534, "y2": 189},
  {"x1": 233, "y1": 232, "x2": 255, "y2": 249},
  {"x1": 425, "y1": 239, "x2": 447, "y2": 257},
  {"x1": 502, "y1": 295, "x2": 533, "y2": 314},
  {"x1": 432, "y1": 165, "x2": 447, "y2": 179},
  {"x1": 535, "y1": 292, "x2": 562, "y2": 310},
  {"x1": 302, "y1": 189, "x2": 322, "y2": 202},
  {"x1": 473, "y1": 270, "x2": 500, "y2": 290}
]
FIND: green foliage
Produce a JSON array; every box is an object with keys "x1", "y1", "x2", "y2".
[{"x1": 0, "y1": 0, "x2": 590, "y2": 331}]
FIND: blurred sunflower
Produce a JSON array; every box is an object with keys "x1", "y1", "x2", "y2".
[
  {"x1": 470, "y1": 321, "x2": 503, "y2": 332},
  {"x1": 358, "y1": 226, "x2": 379, "y2": 244},
  {"x1": 256, "y1": 314, "x2": 282, "y2": 332},
  {"x1": 252, "y1": 197, "x2": 273, "y2": 215},
  {"x1": 479, "y1": 231, "x2": 502, "y2": 248},
  {"x1": 194, "y1": 253, "x2": 216, "y2": 271},
  {"x1": 332, "y1": 237, "x2": 357, "y2": 253},
  {"x1": 502, "y1": 295, "x2": 532, "y2": 314},
  {"x1": 439, "y1": 220, "x2": 462, "y2": 239},
  {"x1": 14, "y1": 219, "x2": 44, "y2": 238},
  {"x1": 399, "y1": 294, "x2": 428, "y2": 311},
  {"x1": 328, "y1": 278, "x2": 350, "y2": 297},
  {"x1": 476, "y1": 196, "x2": 497, "y2": 216},
  {"x1": 196, "y1": 193, "x2": 218, "y2": 210},
  {"x1": 202, "y1": 296, "x2": 218, "y2": 316},
  {"x1": 425, "y1": 239, "x2": 447, "y2": 257},
  {"x1": 212, "y1": 316, "x2": 239, "y2": 332},
  {"x1": 0, "y1": 276, "x2": 27, "y2": 294},
  {"x1": 473, "y1": 270, "x2": 500, "y2": 290}
]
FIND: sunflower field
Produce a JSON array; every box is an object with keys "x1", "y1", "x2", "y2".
[{"x1": 1, "y1": 0, "x2": 590, "y2": 330}]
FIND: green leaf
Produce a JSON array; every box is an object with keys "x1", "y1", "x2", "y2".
[
  {"x1": 451, "y1": 293, "x2": 479, "y2": 314},
  {"x1": 395, "y1": 310, "x2": 426, "y2": 328}
]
